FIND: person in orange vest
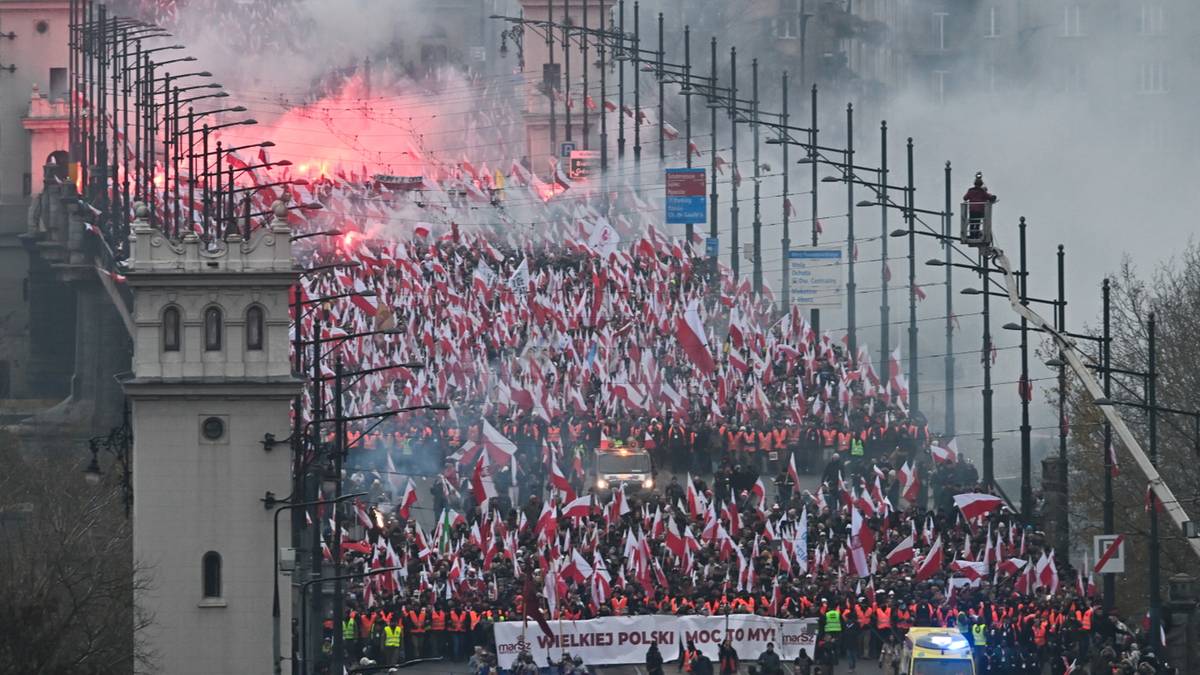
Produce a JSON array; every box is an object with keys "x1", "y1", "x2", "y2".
[
  {"x1": 407, "y1": 603, "x2": 429, "y2": 658},
  {"x1": 429, "y1": 602, "x2": 447, "y2": 658},
  {"x1": 448, "y1": 604, "x2": 469, "y2": 661},
  {"x1": 740, "y1": 426, "x2": 757, "y2": 467}
]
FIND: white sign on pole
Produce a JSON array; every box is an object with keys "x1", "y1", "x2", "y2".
[
  {"x1": 789, "y1": 247, "x2": 844, "y2": 309},
  {"x1": 1093, "y1": 534, "x2": 1125, "y2": 574}
]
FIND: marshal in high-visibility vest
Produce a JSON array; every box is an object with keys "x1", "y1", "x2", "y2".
[
  {"x1": 971, "y1": 623, "x2": 987, "y2": 647},
  {"x1": 384, "y1": 625, "x2": 404, "y2": 647},
  {"x1": 343, "y1": 618, "x2": 357, "y2": 641},
  {"x1": 824, "y1": 609, "x2": 842, "y2": 633},
  {"x1": 850, "y1": 439, "x2": 864, "y2": 457}
]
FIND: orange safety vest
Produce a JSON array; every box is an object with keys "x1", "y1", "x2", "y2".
[
  {"x1": 741, "y1": 430, "x2": 758, "y2": 451},
  {"x1": 757, "y1": 431, "x2": 772, "y2": 451},
  {"x1": 449, "y1": 610, "x2": 468, "y2": 632},
  {"x1": 726, "y1": 430, "x2": 741, "y2": 451},
  {"x1": 547, "y1": 425, "x2": 562, "y2": 443},
  {"x1": 611, "y1": 596, "x2": 628, "y2": 615},
  {"x1": 876, "y1": 606, "x2": 892, "y2": 629},
  {"x1": 772, "y1": 428, "x2": 788, "y2": 449},
  {"x1": 430, "y1": 610, "x2": 446, "y2": 631},
  {"x1": 855, "y1": 605, "x2": 873, "y2": 626},
  {"x1": 1033, "y1": 623, "x2": 1048, "y2": 646},
  {"x1": 468, "y1": 611, "x2": 482, "y2": 629},
  {"x1": 408, "y1": 609, "x2": 427, "y2": 633},
  {"x1": 896, "y1": 608, "x2": 912, "y2": 628},
  {"x1": 1076, "y1": 608, "x2": 1093, "y2": 630},
  {"x1": 821, "y1": 429, "x2": 838, "y2": 447}
]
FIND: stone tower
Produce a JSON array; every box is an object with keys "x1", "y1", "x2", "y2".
[{"x1": 121, "y1": 204, "x2": 299, "y2": 675}]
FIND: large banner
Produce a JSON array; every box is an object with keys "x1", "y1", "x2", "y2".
[{"x1": 493, "y1": 615, "x2": 819, "y2": 668}]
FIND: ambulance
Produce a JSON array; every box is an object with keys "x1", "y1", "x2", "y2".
[
  {"x1": 593, "y1": 443, "x2": 655, "y2": 495},
  {"x1": 899, "y1": 627, "x2": 976, "y2": 675}
]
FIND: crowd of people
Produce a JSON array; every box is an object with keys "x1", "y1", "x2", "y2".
[{"x1": 287, "y1": 214, "x2": 1173, "y2": 674}]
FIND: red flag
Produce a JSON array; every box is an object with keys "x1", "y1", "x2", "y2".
[
  {"x1": 886, "y1": 532, "x2": 915, "y2": 566},
  {"x1": 521, "y1": 573, "x2": 554, "y2": 638},
  {"x1": 1018, "y1": 374, "x2": 1033, "y2": 402},
  {"x1": 914, "y1": 535, "x2": 943, "y2": 581},
  {"x1": 675, "y1": 301, "x2": 716, "y2": 375},
  {"x1": 953, "y1": 493, "x2": 1004, "y2": 520}
]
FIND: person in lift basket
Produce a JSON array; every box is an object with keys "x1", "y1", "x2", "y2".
[{"x1": 963, "y1": 172, "x2": 998, "y2": 241}]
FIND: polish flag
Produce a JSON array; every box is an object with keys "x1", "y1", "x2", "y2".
[
  {"x1": 562, "y1": 494, "x2": 594, "y2": 520},
  {"x1": 686, "y1": 474, "x2": 707, "y2": 517},
  {"x1": 953, "y1": 493, "x2": 1005, "y2": 521},
  {"x1": 914, "y1": 535, "x2": 944, "y2": 581},
  {"x1": 351, "y1": 276, "x2": 379, "y2": 316},
  {"x1": 549, "y1": 457, "x2": 576, "y2": 502},
  {"x1": 398, "y1": 479, "x2": 418, "y2": 519},
  {"x1": 676, "y1": 301, "x2": 716, "y2": 374},
  {"x1": 899, "y1": 461, "x2": 920, "y2": 503},
  {"x1": 787, "y1": 453, "x2": 801, "y2": 486},
  {"x1": 996, "y1": 557, "x2": 1028, "y2": 577},
  {"x1": 930, "y1": 443, "x2": 956, "y2": 465},
  {"x1": 470, "y1": 454, "x2": 497, "y2": 505},
  {"x1": 848, "y1": 508, "x2": 871, "y2": 577},
  {"x1": 1037, "y1": 550, "x2": 1059, "y2": 594},
  {"x1": 886, "y1": 532, "x2": 915, "y2": 566},
  {"x1": 950, "y1": 559, "x2": 989, "y2": 581},
  {"x1": 534, "y1": 500, "x2": 557, "y2": 539}
]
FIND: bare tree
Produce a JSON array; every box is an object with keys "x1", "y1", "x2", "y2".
[
  {"x1": 1059, "y1": 244, "x2": 1200, "y2": 618},
  {"x1": 0, "y1": 432, "x2": 154, "y2": 675}
]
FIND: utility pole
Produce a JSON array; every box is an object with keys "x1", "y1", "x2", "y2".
[
  {"x1": 751, "y1": 58, "x2": 762, "y2": 295},
  {"x1": 728, "y1": 46, "x2": 739, "y2": 280},
  {"x1": 548, "y1": 1, "x2": 558, "y2": 162},
  {"x1": 878, "y1": 120, "x2": 889, "y2": 381},
  {"x1": 845, "y1": 104, "x2": 856, "y2": 358},
  {"x1": 1056, "y1": 244, "x2": 1069, "y2": 558},
  {"x1": 708, "y1": 36, "x2": 718, "y2": 255},
  {"x1": 632, "y1": 2, "x2": 641, "y2": 175},
  {"x1": 331, "y1": 357, "x2": 346, "y2": 675},
  {"x1": 906, "y1": 137, "x2": 918, "y2": 414},
  {"x1": 809, "y1": 84, "x2": 819, "y2": 334},
  {"x1": 1019, "y1": 216, "x2": 1032, "y2": 522},
  {"x1": 582, "y1": 0, "x2": 590, "y2": 150},
  {"x1": 617, "y1": 0, "x2": 625, "y2": 159},
  {"x1": 563, "y1": 0, "x2": 572, "y2": 143},
  {"x1": 981, "y1": 254, "x2": 994, "y2": 486},
  {"x1": 1148, "y1": 310, "x2": 1162, "y2": 651},
  {"x1": 943, "y1": 162, "x2": 955, "y2": 436},
  {"x1": 683, "y1": 25, "x2": 693, "y2": 243},
  {"x1": 780, "y1": 72, "x2": 790, "y2": 312},
  {"x1": 1101, "y1": 277, "x2": 1115, "y2": 612},
  {"x1": 657, "y1": 12, "x2": 665, "y2": 162}
]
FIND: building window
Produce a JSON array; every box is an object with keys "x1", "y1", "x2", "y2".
[
  {"x1": 49, "y1": 67, "x2": 67, "y2": 100},
  {"x1": 985, "y1": 6, "x2": 999, "y2": 38},
  {"x1": 776, "y1": 0, "x2": 799, "y2": 39},
  {"x1": 204, "y1": 307, "x2": 223, "y2": 351},
  {"x1": 932, "y1": 12, "x2": 949, "y2": 50},
  {"x1": 1138, "y1": 62, "x2": 1167, "y2": 94},
  {"x1": 202, "y1": 551, "x2": 222, "y2": 598},
  {"x1": 163, "y1": 306, "x2": 181, "y2": 352},
  {"x1": 932, "y1": 70, "x2": 948, "y2": 105},
  {"x1": 1138, "y1": 4, "x2": 1165, "y2": 36},
  {"x1": 1062, "y1": 5, "x2": 1084, "y2": 37},
  {"x1": 246, "y1": 306, "x2": 264, "y2": 351}
]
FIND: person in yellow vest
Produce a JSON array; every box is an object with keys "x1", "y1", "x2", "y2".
[
  {"x1": 822, "y1": 604, "x2": 843, "y2": 662},
  {"x1": 971, "y1": 618, "x2": 987, "y2": 669},
  {"x1": 342, "y1": 610, "x2": 360, "y2": 663},
  {"x1": 383, "y1": 619, "x2": 405, "y2": 665}
]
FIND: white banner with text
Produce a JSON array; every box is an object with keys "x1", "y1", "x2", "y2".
[{"x1": 493, "y1": 614, "x2": 819, "y2": 668}]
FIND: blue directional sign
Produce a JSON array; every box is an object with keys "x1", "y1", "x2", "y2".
[
  {"x1": 665, "y1": 168, "x2": 707, "y2": 224},
  {"x1": 705, "y1": 237, "x2": 719, "y2": 258}
]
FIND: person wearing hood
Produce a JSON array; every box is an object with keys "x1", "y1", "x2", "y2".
[{"x1": 646, "y1": 641, "x2": 665, "y2": 675}]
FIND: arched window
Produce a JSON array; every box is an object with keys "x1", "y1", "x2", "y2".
[
  {"x1": 201, "y1": 551, "x2": 222, "y2": 598},
  {"x1": 246, "y1": 305, "x2": 264, "y2": 351},
  {"x1": 204, "y1": 307, "x2": 223, "y2": 351},
  {"x1": 163, "y1": 306, "x2": 181, "y2": 352}
]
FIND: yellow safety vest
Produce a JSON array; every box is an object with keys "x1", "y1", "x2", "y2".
[
  {"x1": 384, "y1": 625, "x2": 403, "y2": 647},
  {"x1": 343, "y1": 618, "x2": 357, "y2": 640},
  {"x1": 824, "y1": 609, "x2": 842, "y2": 632},
  {"x1": 850, "y1": 439, "x2": 864, "y2": 456},
  {"x1": 972, "y1": 623, "x2": 987, "y2": 646}
]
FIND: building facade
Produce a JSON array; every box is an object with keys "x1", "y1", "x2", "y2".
[
  {"x1": 122, "y1": 205, "x2": 299, "y2": 675},
  {"x1": 0, "y1": 0, "x2": 70, "y2": 401}
]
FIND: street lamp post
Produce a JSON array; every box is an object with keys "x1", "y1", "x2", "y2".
[
  {"x1": 1101, "y1": 277, "x2": 1115, "y2": 611},
  {"x1": 268, "y1": 492, "x2": 366, "y2": 675},
  {"x1": 1148, "y1": 310, "x2": 1161, "y2": 651},
  {"x1": 1018, "y1": 217, "x2": 1032, "y2": 522},
  {"x1": 943, "y1": 162, "x2": 955, "y2": 436},
  {"x1": 299, "y1": 567, "x2": 401, "y2": 675},
  {"x1": 905, "y1": 137, "x2": 918, "y2": 414}
]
